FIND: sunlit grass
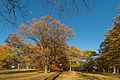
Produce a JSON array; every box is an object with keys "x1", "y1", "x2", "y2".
[
  {"x1": 56, "y1": 71, "x2": 120, "y2": 80},
  {"x1": 0, "y1": 70, "x2": 120, "y2": 80},
  {"x1": 0, "y1": 69, "x2": 57, "y2": 80}
]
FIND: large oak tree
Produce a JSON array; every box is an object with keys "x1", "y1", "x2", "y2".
[{"x1": 18, "y1": 16, "x2": 74, "y2": 73}]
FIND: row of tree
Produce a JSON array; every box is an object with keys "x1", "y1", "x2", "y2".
[{"x1": 98, "y1": 10, "x2": 120, "y2": 74}]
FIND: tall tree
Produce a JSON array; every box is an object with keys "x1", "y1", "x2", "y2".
[
  {"x1": 98, "y1": 13, "x2": 120, "y2": 73},
  {"x1": 81, "y1": 50, "x2": 97, "y2": 72},
  {"x1": 0, "y1": 45, "x2": 14, "y2": 69},
  {"x1": 5, "y1": 34, "x2": 26, "y2": 69},
  {"x1": 18, "y1": 16, "x2": 74, "y2": 73},
  {"x1": 65, "y1": 46, "x2": 81, "y2": 71}
]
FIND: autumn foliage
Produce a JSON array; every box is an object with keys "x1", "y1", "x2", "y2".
[
  {"x1": 3, "y1": 16, "x2": 74, "y2": 73},
  {"x1": 0, "y1": 16, "x2": 98, "y2": 73}
]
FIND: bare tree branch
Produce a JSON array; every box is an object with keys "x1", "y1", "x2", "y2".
[{"x1": 0, "y1": 0, "x2": 91, "y2": 25}]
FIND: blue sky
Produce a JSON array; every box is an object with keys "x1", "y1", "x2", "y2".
[{"x1": 0, "y1": 0, "x2": 119, "y2": 52}]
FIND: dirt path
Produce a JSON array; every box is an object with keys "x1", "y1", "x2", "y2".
[
  {"x1": 56, "y1": 71, "x2": 82, "y2": 80},
  {"x1": 55, "y1": 71, "x2": 120, "y2": 80}
]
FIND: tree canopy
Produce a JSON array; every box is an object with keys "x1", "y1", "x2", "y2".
[{"x1": 98, "y1": 12, "x2": 120, "y2": 73}]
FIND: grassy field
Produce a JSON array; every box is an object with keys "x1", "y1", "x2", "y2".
[
  {"x1": 0, "y1": 69, "x2": 120, "y2": 80},
  {"x1": 0, "y1": 69, "x2": 59, "y2": 80}
]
